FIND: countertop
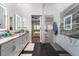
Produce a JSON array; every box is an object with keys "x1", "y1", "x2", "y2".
[{"x1": 0, "y1": 32, "x2": 28, "y2": 45}]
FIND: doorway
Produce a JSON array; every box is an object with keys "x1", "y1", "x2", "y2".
[
  {"x1": 44, "y1": 15, "x2": 53, "y2": 43},
  {"x1": 31, "y1": 15, "x2": 41, "y2": 43}
]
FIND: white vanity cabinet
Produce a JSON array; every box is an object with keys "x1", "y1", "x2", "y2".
[
  {"x1": 56, "y1": 34, "x2": 79, "y2": 56},
  {"x1": 0, "y1": 32, "x2": 29, "y2": 56}
]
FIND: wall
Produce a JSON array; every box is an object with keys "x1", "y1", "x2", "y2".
[{"x1": 44, "y1": 3, "x2": 72, "y2": 30}]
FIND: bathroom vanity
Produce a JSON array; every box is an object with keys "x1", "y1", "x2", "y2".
[{"x1": 0, "y1": 31, "x2": 29, "y2": 56}]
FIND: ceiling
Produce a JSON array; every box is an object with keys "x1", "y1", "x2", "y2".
[
  {"x1": 16, "y1": 3, "x2": 44, "y2": 17},
  {"x1": 4, "y1": 3, "x2": 55, "y2": 18}
]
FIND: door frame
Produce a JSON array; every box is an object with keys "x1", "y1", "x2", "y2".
[
  {"x1": 44, "y1": 15, "x2": 54, "y2": 43},
  {"x1": 31, "y1": 15, "x2": 42, "y2": 43}
]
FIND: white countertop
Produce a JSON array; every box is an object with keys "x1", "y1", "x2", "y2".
[{"x1": 0, "y1": 32, "x2": 27, "y2": 45}]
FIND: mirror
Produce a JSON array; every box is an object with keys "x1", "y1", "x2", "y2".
[
  {"x1": 64, "y1": 15, "x2": 72, "y2": 30},
  {"x1": 0, "y1": 4, "x2": 7, "y2": 31},
  {"x1": 16, "y1": 14, "x2": 22, "y2": 30},
  {"x1": 9, "y1": 16, "x2": 15, "y2": 31}
]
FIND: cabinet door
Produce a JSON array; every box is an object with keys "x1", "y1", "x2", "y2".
[
  {"x1": 22, "y1": 35, "x2": 25, "y2": 47},
  {"x1": 26, "y1": 33, "x2": 29, "y2": 42},
  {"x1": 19, "y1": 36, "x2": 23, "y2": 52},
  {"x1": 1, "y1": 40, "x2": 16, "y2": 56},
  {"x1": 24, "y1": 34, "x2": 27, "y2": 46},
  {"x1": 12, "y1": 39, "x2": 20, "y2": 56}
]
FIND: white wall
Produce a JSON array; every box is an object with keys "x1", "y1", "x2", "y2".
[{"x1": 44, "y1": 3, "x2": 72, "y2": 28}]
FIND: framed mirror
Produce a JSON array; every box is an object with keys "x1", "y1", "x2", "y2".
[
  {"x1": 9, "y1": 16, "x2": 15, "y2": 31},
  {"x1": 64, "y1": 15, "x2": 72, "y2": 30},
  {"x1": 15, "y1": 14, "x2": 22, "y2": 30},
  {"x1": 0, "y1": 4, "x2": 7, "y2": 31}
]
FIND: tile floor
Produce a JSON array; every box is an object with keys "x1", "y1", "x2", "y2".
[{"x1": 20, "y1": 43, "x2": 71, "y2": 56}]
